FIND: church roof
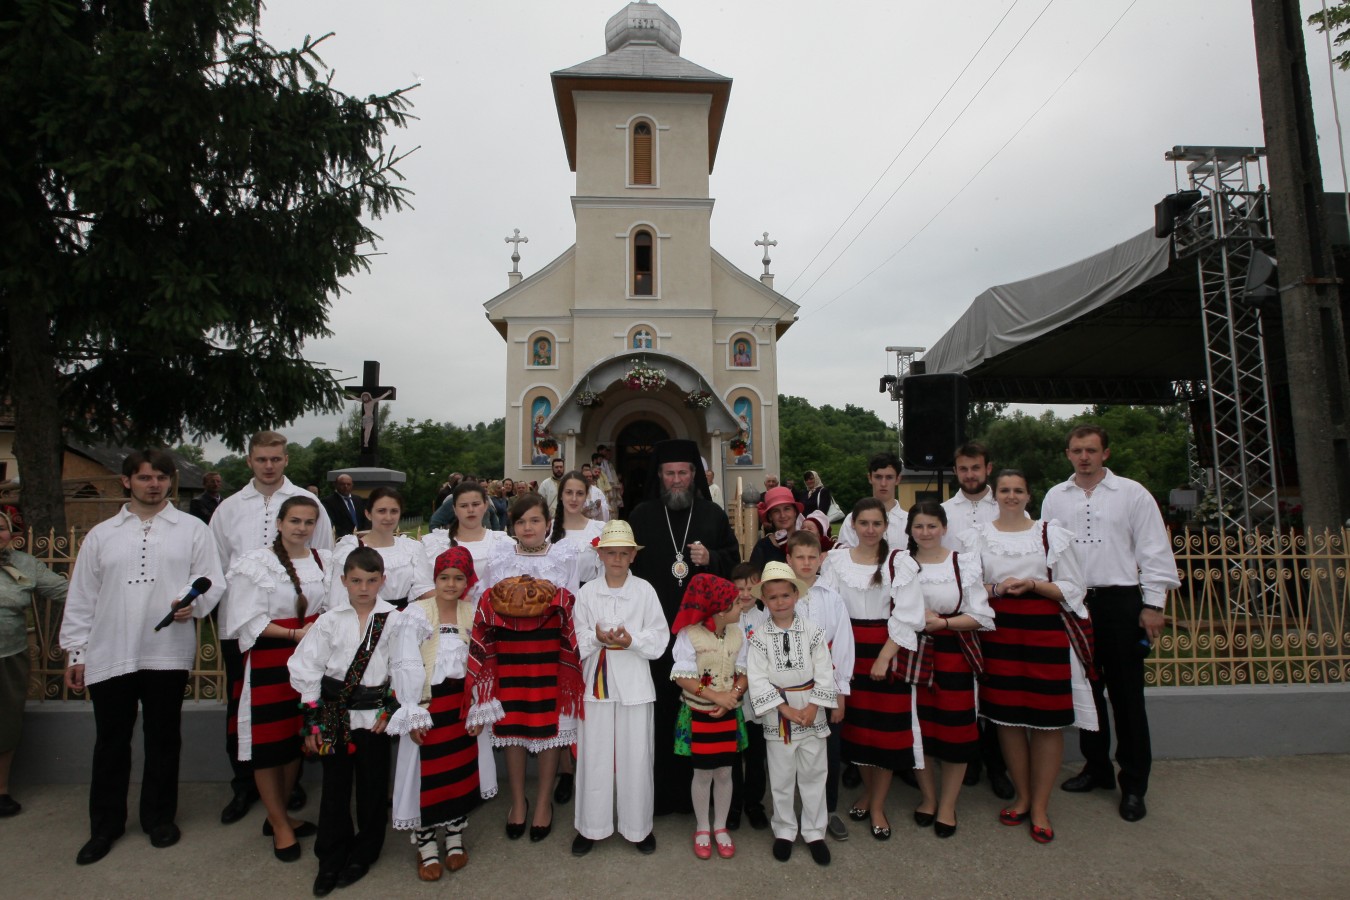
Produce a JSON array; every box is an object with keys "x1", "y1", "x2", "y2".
[{"x1": 551, "y1": 3, "x2": 732, "y2": 172}]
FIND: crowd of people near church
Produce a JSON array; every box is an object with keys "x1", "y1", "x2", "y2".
[{"x1": 0, "y1": 423, "x2": 1179, "y2": 896}]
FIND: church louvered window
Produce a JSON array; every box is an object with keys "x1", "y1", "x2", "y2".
[
  {"x1": 633, "y1": 230, "x2": 654, "y2": 296},
  {"x1": 632, "y1": 121, "x2": 653, "y2": 185}
]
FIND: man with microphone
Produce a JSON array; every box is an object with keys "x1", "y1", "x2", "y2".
[{"x1": 60, "y1": 449, "x2": 225, "y2": 865}]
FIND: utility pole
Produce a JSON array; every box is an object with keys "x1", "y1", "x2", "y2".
[{"x1": 1250, "y1": 0, "x2": 1350, "y2": 533}]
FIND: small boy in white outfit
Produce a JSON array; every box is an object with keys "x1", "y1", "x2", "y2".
[
  {"x1": 747, "y1": 562, "x2": 838, "y2": 866},
  {"x1": 570, "y1": 520, "x2": 668, "y2": 856}
]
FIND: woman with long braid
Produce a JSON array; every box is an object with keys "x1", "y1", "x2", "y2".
[{"x1": 225, "y1": 496, "x2": 334, "y2": 861}]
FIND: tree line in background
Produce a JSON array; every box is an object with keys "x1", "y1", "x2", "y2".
[{"x1": 186, "y1": 398, "x2": 1190, "y2": 527}]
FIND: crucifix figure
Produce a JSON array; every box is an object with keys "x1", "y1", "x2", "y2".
[
  {"x1": 343, "y1": 361, "x2": 397, "y2": 467},
  {"x1": 505, "y1": 228, "x2": 529, "y2": 274},
  {"x1": 755, "y1": 231, "x2": 777, "y2": 275}
]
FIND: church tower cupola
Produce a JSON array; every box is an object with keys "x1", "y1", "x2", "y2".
[{"x1": 605, "y1": 1, "x2": 682, "y2": 55}]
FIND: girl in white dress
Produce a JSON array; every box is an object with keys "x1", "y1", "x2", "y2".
[
  {"x1": 421, "y1": 482, "x2": 513, "y2": 574},
  {"x1": 329, "y1": 488, "x2": 433, "y2": 611},
  {"x1": 549, "y1": 471, "x2": 603, "y2": 588}
]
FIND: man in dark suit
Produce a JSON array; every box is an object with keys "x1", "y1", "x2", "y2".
[
  {"x1": 189, "y1": 471, "x2": 223, "y2": 523},
  {"x1": 321, "y1": 473, "x2": 366, "y2": 538}
]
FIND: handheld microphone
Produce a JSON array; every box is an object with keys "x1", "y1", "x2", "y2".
[{"x1": 154, "y1": 577, "x2": 212, "y2": 632}]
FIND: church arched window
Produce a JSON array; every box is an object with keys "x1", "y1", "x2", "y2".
[
  {"x1": 631, "y1": 121, "x2": 654, "y2": 185},
  {"x1": 633, "y1": 229, "x2": 654, "y2": 296}
]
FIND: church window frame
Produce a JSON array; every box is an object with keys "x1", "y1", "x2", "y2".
[
  {"x1": 727, "y1": 332, "x2": 758, "y2": 370},
  {"x1": 631, "y1": 226, "x2": 657, "y2": 298},
  {"x1": 625, "y1": 115, "x2": 659, "y2": 188}
]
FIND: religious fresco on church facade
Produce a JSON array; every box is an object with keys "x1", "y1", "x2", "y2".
[
  {"x1": 731, "y1": 336, "x2": 753, "y2": 367},
  {"x1": 531, "y1": 336, "x2": 552, "y2": 366},
  {"x1": 732, "y1": 396, "x2": 754, "y2": 465},
  {"x1": 631, "y1": 327, "x2": 654, "y2": 350},
  {"x1": 529, "y1": 396, "x2": 556, "y2": 464}
]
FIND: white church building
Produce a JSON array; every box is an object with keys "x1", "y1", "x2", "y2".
[{"x1": 485, "y1": 1, "x2": 797, "y2": 510}]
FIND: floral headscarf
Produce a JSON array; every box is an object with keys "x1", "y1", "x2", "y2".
[
  {"x1": 670, "y1": 573, "x2": 739, "y2": 635},
  {"x1": 433, "y1": 546, "x2": 478, "y2": 594}
]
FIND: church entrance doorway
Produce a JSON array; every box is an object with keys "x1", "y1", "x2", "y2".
[{"x1": 615, "y1": 420, "x2": 672, "y2": 515}]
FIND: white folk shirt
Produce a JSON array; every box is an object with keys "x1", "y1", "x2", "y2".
[
  {"x1": 1039, "y1": 469, "x2": 1180, "y2": 609},
  {"x1": 940, "y1": 489, "x2": 1001, "y2": 551},
  {"x1": 573, "y1": 572, "x2": 669, "y2": 705},
  {"x1": 327, "y1": 535, "x2": 434, "y2": 610},
  {"x1": 959, "y1": 521, "x2": 1088, "y2": 617},
  {"x1": 224, "y1": 548, "x2": 334, "y2": 651},
  {"x1": 61, "y1": 504, "x2": 225, "y2": 685},
  {"x1": 818, "y1": 548, "x2": 926, "y2": 652},
  {"x1": 913, "y1": 551, "x2": 994, "y2": 630},
  {"x1": 748, "y1": 614, "x2": 838, "y2": 740},
  {"x1": 834, "y1": 502, "x2": 908, "y2": 550},
  {"x1": 210, "y1": 477, "x2": 333, "y2": 635},
  {"x1": 288, "y1": 599, "x2": 398, "y2": 731},
  {"x1": 561, "y1": 520, "x2": 604, "y2": 586},
  {"x1": 538, "y1": 477, "x2": 562, "y2": 511},
  {"x1": 796, "y1": 582, "x2": 855, "y2": 695}
]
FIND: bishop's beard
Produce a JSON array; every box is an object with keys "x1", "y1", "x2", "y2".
[{"x1": 661, "y1": 487, "x2": 693, "y2": 511}]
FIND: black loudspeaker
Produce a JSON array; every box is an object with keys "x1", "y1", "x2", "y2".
[{"x1": 902, "y1": 374, "x2": 969, "y2": 469}]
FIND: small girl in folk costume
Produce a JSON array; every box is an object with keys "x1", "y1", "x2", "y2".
[
  {"x1": 902, "y1": 501, "x2": 994, "y2": 840},
  {"x1": 670, "y1": 574, "x2": 752, "y2": 860},
  {"x1": 469, "y1": 493, "x2": 583, "y2": 843},
  {"x1": 570, "y1": 520, "x2": 667, "y2": 856},
  {"x1": 224, "y1": 495, "x2": 333, "y2": 861},
  {"x1": 330, "y1": 487, "x2": 434, "y2": 612},
  {"x1": 747, "y1": 563, "x2": 839, "y2": 867},
  {"x1": 388, "y1": 547, "x2": 482, "y2": 881}
]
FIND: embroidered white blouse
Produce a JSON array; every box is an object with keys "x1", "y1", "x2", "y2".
[
  {"x1": 747, "y1": 614, "x2": 838, "y2": 740},
  {"x1": 819, "y1": 548, "x2": 926, "y2": 652},
  {"x1": 958, "y1": 521, "x2": 1087, "y2": 617},
  {"x1": 224, "y1": 548, "x2": 335, "y2": 651},
  {"x1": 911, "y1": 551, "x2": 995, "y2": 630},
  {"x1": 328, "y1": 534, "x2": 434, "y2": 610}
]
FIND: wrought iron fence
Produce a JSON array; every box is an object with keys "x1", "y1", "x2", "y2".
[{"x1": 16, "y1": 524, "x2": 1350, "y2": 701}]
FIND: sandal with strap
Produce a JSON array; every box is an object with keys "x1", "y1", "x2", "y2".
[
  {"x1": 417, "y1": 857, "x2": 443, "y2": 882},
  {"x1": 692, "y1": 830, "x2": 712, "y2": 860},
  {"x1": 712, "y1": 828, "x2": 735, "y2": 859}
]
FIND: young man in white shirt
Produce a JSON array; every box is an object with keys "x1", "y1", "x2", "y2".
[
  {"x1": 538, "y1": 457, "x2": 566, "y2": 510},
  {"x1": 834, "y1": 452, "x2": 908, "y2": 549},
  {"x1": 61, "y1": 450, "x2": 225, "y2": 865},
  {"x1": 1040, "y1": 424, "x2": 1179, "y2": 823},
  {"x1": 210, "y1": 431, "x2": 333, "y2": 824}
]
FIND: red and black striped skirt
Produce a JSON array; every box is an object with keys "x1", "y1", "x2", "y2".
[
  {"x1": 841, "y1": 618, "x2": 915, "y2": 770},
  {"x1": 419, "y1": 677, "x2": 481, "y2": 826},
  {"x1": 492, "y1": 624, "x2": 564, "y2": 744},
  {"x1": 914, "y1": 632, "x2": 978, "y2": 763},
  {"x1": 247, "y1": 614, "x2": 317, "y2": 768},
  {"x1": 675, "y1": 705, "x2": 747, "y2": 769},
  {"x1": 980, "y1": 595, "x2": 1074, "y2": 730}
]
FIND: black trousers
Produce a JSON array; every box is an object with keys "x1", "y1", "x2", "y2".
[
  {"x1": 651, "y1": 658, "x2": 693, "y2": 815},
  {"x1": 316, "y1": 729, "x2": 391, "y2": 873},
  {"x1": 731, "y1": 718, "x2": 767, "y2": 815},
  {"x1": 825, "y1": 720, "x2": 841, "y2": 814},
  {"x1": 1080, "y1": 586, "x2": 1153, "y2": 796},
  {"x1": 220, "y1": 637, "x2": 256, "y2": 796},
  {"x1": 87, "y1": 669, "x2": 188, "y2": 838}
]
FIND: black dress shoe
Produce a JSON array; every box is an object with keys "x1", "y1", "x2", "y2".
[
  {"x1": 913, "y1": 809, "x2": 935, "y2": 828},
  {"x1": 529, "y1": 803, "x2": 553, "y2": 842},
  {"x1": 746, "y1": 806, "x2": 770, "y2": 830},
  {"x1": 934, "y1": 818, "x2": 957, "y2": 839},
  {"x1": 149, "y1": 823, "x2": 181, "y2": 848},
  {"x1": 0, "y1": 794, "x2": 21, "y2": 817},
  {"x1": 841, "y1": 763, "x2": 861, "y2": 788},
  {"x1": 263, "y1": 820, "x2": 317, "y2": 838},
  {"x1": 220, "y1": 792, "x2": 255, "y2": 824},
  {"x1": 553, "y1": 773, "x2": 574, "y2": 805},
  {"x1": 335, "y1": 861, "x2": 369, "y2": 888},
  {"x1": 807, "y1": 839, "x2": 831, "y2": 865},
  {"x1": 273, "y1": 842, "x2": 301, "y2": 862},
  {"x1": 633, "y1": 832, "x2": 656, "y2": 854},
  {"x1": 287, "y1": 783, "x2": 307, "y2": 812},
  {"x1": 1061, "y1": 770, "x2": 1116, "y2": 793},
  {"x1": 571, "y1": 834, "x2": 594, "y2": 857},
  {"x1": 312, "y1": 870, "x2": 339, "y2": 897},
  {"x1": 505, "y1": 800, "x2": 528, "y2": 840},
  {"x1": 962, "y1": 767, "x2": 981, "y2": 787},
  {"x1": 989, "y1": 771, "x2": 1016, "y2": 801},
  {"x1": 1119, "y1": 793, "x2": 1148, "y2": 822},
  {"x1": 76, "y1": 835, "x2": 116, "y2": 865},
  {"x1": 725, "y1": 810, "x2": 741, "y2": 831},
  {"x1": 772, "y1": 838, "x2": 792, "y2": 861}
]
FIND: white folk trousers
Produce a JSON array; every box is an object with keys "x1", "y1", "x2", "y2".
[
  {"x1": 765, "y1": 732, "x2": 828, "y2": 842},
  {"x1": 574, "y1": 700, "x2": 654, "y2": 841}
]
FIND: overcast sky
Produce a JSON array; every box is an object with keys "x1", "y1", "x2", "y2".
[{"x1": 207, "y1": 0, "x2": 1350, "y2": 458}]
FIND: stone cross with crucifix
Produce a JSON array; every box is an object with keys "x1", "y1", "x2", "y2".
[
  {"x1": 505, "y1": 228, "x2": 529, "y2": 274},
  {"x1": 755, "y1": 231, "x2": 777, "y2": 275},
  {"x1": 343, "y1": 360, "x2": 397, "y2": 467}
]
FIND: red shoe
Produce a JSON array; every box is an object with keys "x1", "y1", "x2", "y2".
[
  {"x1": 1030, "y1": 823, "x2": 1055, "y2": 844},
  {"x1": 692, "y1": 830, "x2": 712, "y2": 860},
  {"x1": 712, "y1": 828, "x2": 735, "y2": 859},
  {"x1": 999, "y1": 808, "x2": 1030, "y2": 826}
]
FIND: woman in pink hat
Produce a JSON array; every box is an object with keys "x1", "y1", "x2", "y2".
[{"x1": 749, "y1": 487, "x2": 804, "y2": 568}]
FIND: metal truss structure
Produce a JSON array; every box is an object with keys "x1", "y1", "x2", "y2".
[{"x1": 1167, "y1": 146, "x2": 1280, "y2": 532}]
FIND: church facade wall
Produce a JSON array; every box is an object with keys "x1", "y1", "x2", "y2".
[{"x1": 574, "y1": 92, "x2": 712, "y2": 197}]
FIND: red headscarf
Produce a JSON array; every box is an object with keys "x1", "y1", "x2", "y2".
[
  {"x1": 434, "y1": 546, "x2": 478, "y2": 595},
  {"x1": 670, "y1": 574, "x2": 740, "y2": 635}
]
